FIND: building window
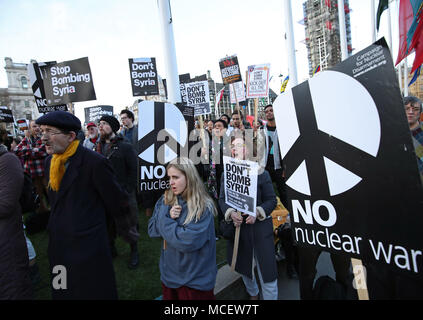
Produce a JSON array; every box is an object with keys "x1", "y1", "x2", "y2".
[
  {"x1": 21, "y1": 76, "x2": 28, "y2": 89},
  {"x1": 26, "y1": 113, "x2": 32, "y2": 120},
  {"x1": 24, "y1": 101, "x2": 30, "y2": 108}
]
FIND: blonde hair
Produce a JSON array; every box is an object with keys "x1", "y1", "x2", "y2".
[{"x1": 164, "y1": 157, "x2": 217, "y2": 225}]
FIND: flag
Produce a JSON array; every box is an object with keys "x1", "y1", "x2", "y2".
[
  {"x1": 325, "y1": 0, "x2": 332, "y2": 8},
  {"x1": 313, "y1": 65, "x2": 321, "y2": 76},
  {"x1": 409, "y1": 64, "x2": 421, "y2": 86},
  {"x1": 396, "y1": 0, "x2": 423, "y2": 73},
  {"x1": 376, "y1": 0, "x2": 389, "y2": 31},
  {"x1": 280, "y1": 76, "x2": 289, "y2": 93},
  {"x1": 214, "y1": 87, "x2": 224, "y2": 118}
]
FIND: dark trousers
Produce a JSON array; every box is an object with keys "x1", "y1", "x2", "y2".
[
  {"x1": 297, "y1": 246, "x2": 351, "y2": 300},
  {"x1": 266, "y1": 167, "x2": 288, "y2": 207}
]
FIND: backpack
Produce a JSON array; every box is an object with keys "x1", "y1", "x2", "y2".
[
  {"x1": 313, "y1": 275, "x2": 346, "y2": 300},
  {"x1": 0, "y1": 149, "x2": 36, "y2": 213}
]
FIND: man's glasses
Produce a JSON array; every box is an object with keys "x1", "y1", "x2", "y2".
[{"x1": 41, "y1": 129, "x2": 64, "y2": 137}]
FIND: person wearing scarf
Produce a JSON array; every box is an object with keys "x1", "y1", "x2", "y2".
[{"x1": 35, "y1": 111, "x2": 135, "y2": 300}]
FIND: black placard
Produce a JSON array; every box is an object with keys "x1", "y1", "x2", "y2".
[
  {"x1": 0, "y1": 108, "x2": 13, "y2": 123},
  {"x1": 84, "y1": 105, "x2": 114, "y2": 124},
  {"x1": 129, "y1": 58, "x2": 159, "y2": 96},
  {"x1": 28, "y1": 61, "x2": 68, "y2": 113},
  {"x1": 137, "y1": 101, "x2": 194, "y2": 193},
  {"x1": 273, "y1": 38, "x2": 423, "y2": 280},
  {"x1": 219, "y1": 55, "x2": 242, "y2": 85},
  {"x1": 41, "y1": 57, "x2": 96, "y2": 106}
]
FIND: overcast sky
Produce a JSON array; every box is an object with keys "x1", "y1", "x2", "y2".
[{"x1": 0, "y1": 0, "x2": 400, "y2": 121}]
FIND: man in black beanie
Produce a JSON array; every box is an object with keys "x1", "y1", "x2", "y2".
[
  {"x1": 35, "y1": 111, "x2": 136, "y2": 299},
  {"x1": 97, "y1": 115, "x2": 140, "y2": 269}
]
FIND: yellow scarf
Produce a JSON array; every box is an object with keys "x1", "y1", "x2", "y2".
[{"x1": 49, "y1": 140, "x2": 79, "y2": 192}]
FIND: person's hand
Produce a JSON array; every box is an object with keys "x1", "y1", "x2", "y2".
[
  {"x1": 24, "y1": 130, "x2": 30, "y2": 138},
  {"x1": 170, "y1": 205, "x2": 182, "y2": 219},
  {"x1": 244, "y1": 213, "x2": 256, "y2": 225},
  {"x1": 231, "y1": 211, "x2": 243, "y2": 227}
]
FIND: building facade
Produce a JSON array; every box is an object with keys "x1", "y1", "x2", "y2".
[
  {"x1": 0, "y1": 57, "x2": 39, "y2": 121},
  {"x1": 303, "y1": 0, "x2": 352, "y2": 76}
]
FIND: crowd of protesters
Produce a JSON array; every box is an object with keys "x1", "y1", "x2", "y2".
[{"x1": 0, "y1": 95, "x2": 422, "y2": 300}]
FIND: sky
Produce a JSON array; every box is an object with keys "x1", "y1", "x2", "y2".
[{"x1": 0, "y1": 0, "x2": 401, "y2": 122}]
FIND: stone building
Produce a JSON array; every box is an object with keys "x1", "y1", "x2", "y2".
[{"x1": 0, "y1": 57, "x2": 39, "y2": 122}]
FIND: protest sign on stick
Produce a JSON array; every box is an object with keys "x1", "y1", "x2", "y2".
[
  {"x1": 184, "y1": 80, "x2": 211, "y2": 116},
  {"x1": 219, "y1": 55, "x2": 242, "y2": 85},
  {"x1": 224, "y1": 155, "x2": 258, "y2": 271},
  {"x1": 246, "y1": 64, "x2": 270, "y2": 99}
]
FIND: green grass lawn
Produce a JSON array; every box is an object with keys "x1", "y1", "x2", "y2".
[{"x1": 28, "y1": 207, "x2": 227, "y2": 300}]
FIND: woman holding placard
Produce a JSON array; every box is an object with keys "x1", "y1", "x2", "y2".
[
  {"x1": 219, "y1": 136, "x2": 278, "y2": 300},
  {"x1": 148, "y1": 157, "x2": 218, "y2": 300}
]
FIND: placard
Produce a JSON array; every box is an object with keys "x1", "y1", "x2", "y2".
[
  {"x1": 246, "y1": 63, "x2": 270, "y2": 98},
  {"x1": 27, "y1": 61, "x2": 68, "y2": 113},
  {"x1": 229, "y1": 81, "x2": 246, "y2": 104},
  {"x1": 84, "y1": 105, "x2": 114, "y2": 124},
  {"x1": 223, "y1": 156, "x2": 258, "y2": 216},
  {"x1": 0, "y1": 108, "x2": 13, "y2": 123},
  {"x1": 181, "y1": 80, "x2": 211, "y2": 116},
  {"x1": 137, "y1": 101, "x2": 194, "y2": 193},
  {"x1": 129, "y1": 58, "x2": 159, "y2": 96},
  {"x1": 40, "y1": 57, "x2": 96, "y2": 106},
  {"x1": 273, "y1": 38, "x2": 423, "y2": 280},
  {"x1": 219, "y1": 55, "x2": 242, "y2": 85}
]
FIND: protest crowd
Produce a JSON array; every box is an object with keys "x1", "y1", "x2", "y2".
[
  {"x1": 1, "y1": 91, "x2": 423, "y2": 301},
  {"x1": 1, "y1": 3, "x2": 423, "y2": 299}
]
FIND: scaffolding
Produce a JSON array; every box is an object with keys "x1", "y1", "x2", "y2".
[{"x1": 303, "y1": 0, "x2": 352, "y2": 76}]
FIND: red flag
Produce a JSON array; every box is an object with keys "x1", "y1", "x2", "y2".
[
  {"x1": 396, "y1": 0, "x2": 414, "y2": 66},
  {"x1": 325, "y1": 0, "x2": 331, "y2": 8},
  {"x1": 396, "y1": 0, "x2": 423, "y2": 72}
]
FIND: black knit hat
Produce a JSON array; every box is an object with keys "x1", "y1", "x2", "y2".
[
  {"x1": 35, "y1": 111, "x2": 81, "y2": 132},
  {"x1": 99, "y1": 115, "x2": 120, "y2": 133}
]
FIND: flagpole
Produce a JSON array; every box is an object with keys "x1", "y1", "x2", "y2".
[
  {"x1": 157, "y1": 0, "x2": 181, "y2": 104},
  {"x1": 404, "y1": 57, "x2": 409, "y2": 96},
  {"x1": 371, "y1": 0, "x2": 377, "y2": 43},
  {"x1": 386, "y1": 2, "x2": 393, "y2": 56},
  {"x1": 398, "y1": 62, "x2": 403, "y2": 94},
  {"x1": 338, "y1": 0, "x2": 348, "y2": 60},
  {"x1": 284, "y1": 0, "x2": 298, "y2": 87}
]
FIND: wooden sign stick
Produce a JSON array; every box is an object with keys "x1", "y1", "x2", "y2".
[
  {"x1": 230, "y1": 212, "x2": 242, "y2": 272},
  {"x1": 351, "y1": 258, "x2": 369, "y2": 300},
  {"x1": 198, "y1": 115, "x2": 208, "y2": 161}
]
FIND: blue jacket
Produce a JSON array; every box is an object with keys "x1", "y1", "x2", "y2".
[{"x1": 148, "y1": 195, "x2": 217, "y2": 291}]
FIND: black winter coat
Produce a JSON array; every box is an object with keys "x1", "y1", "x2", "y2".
[
  {"x1": 45, "y1": 144, "x2": 129, "y2": 299},
  {"x1": 99, "y1": 136, "x2": 137, "y2": 193},
  {"x1": 219, "y1": 170, "x2": 278, "y2": 282}
]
